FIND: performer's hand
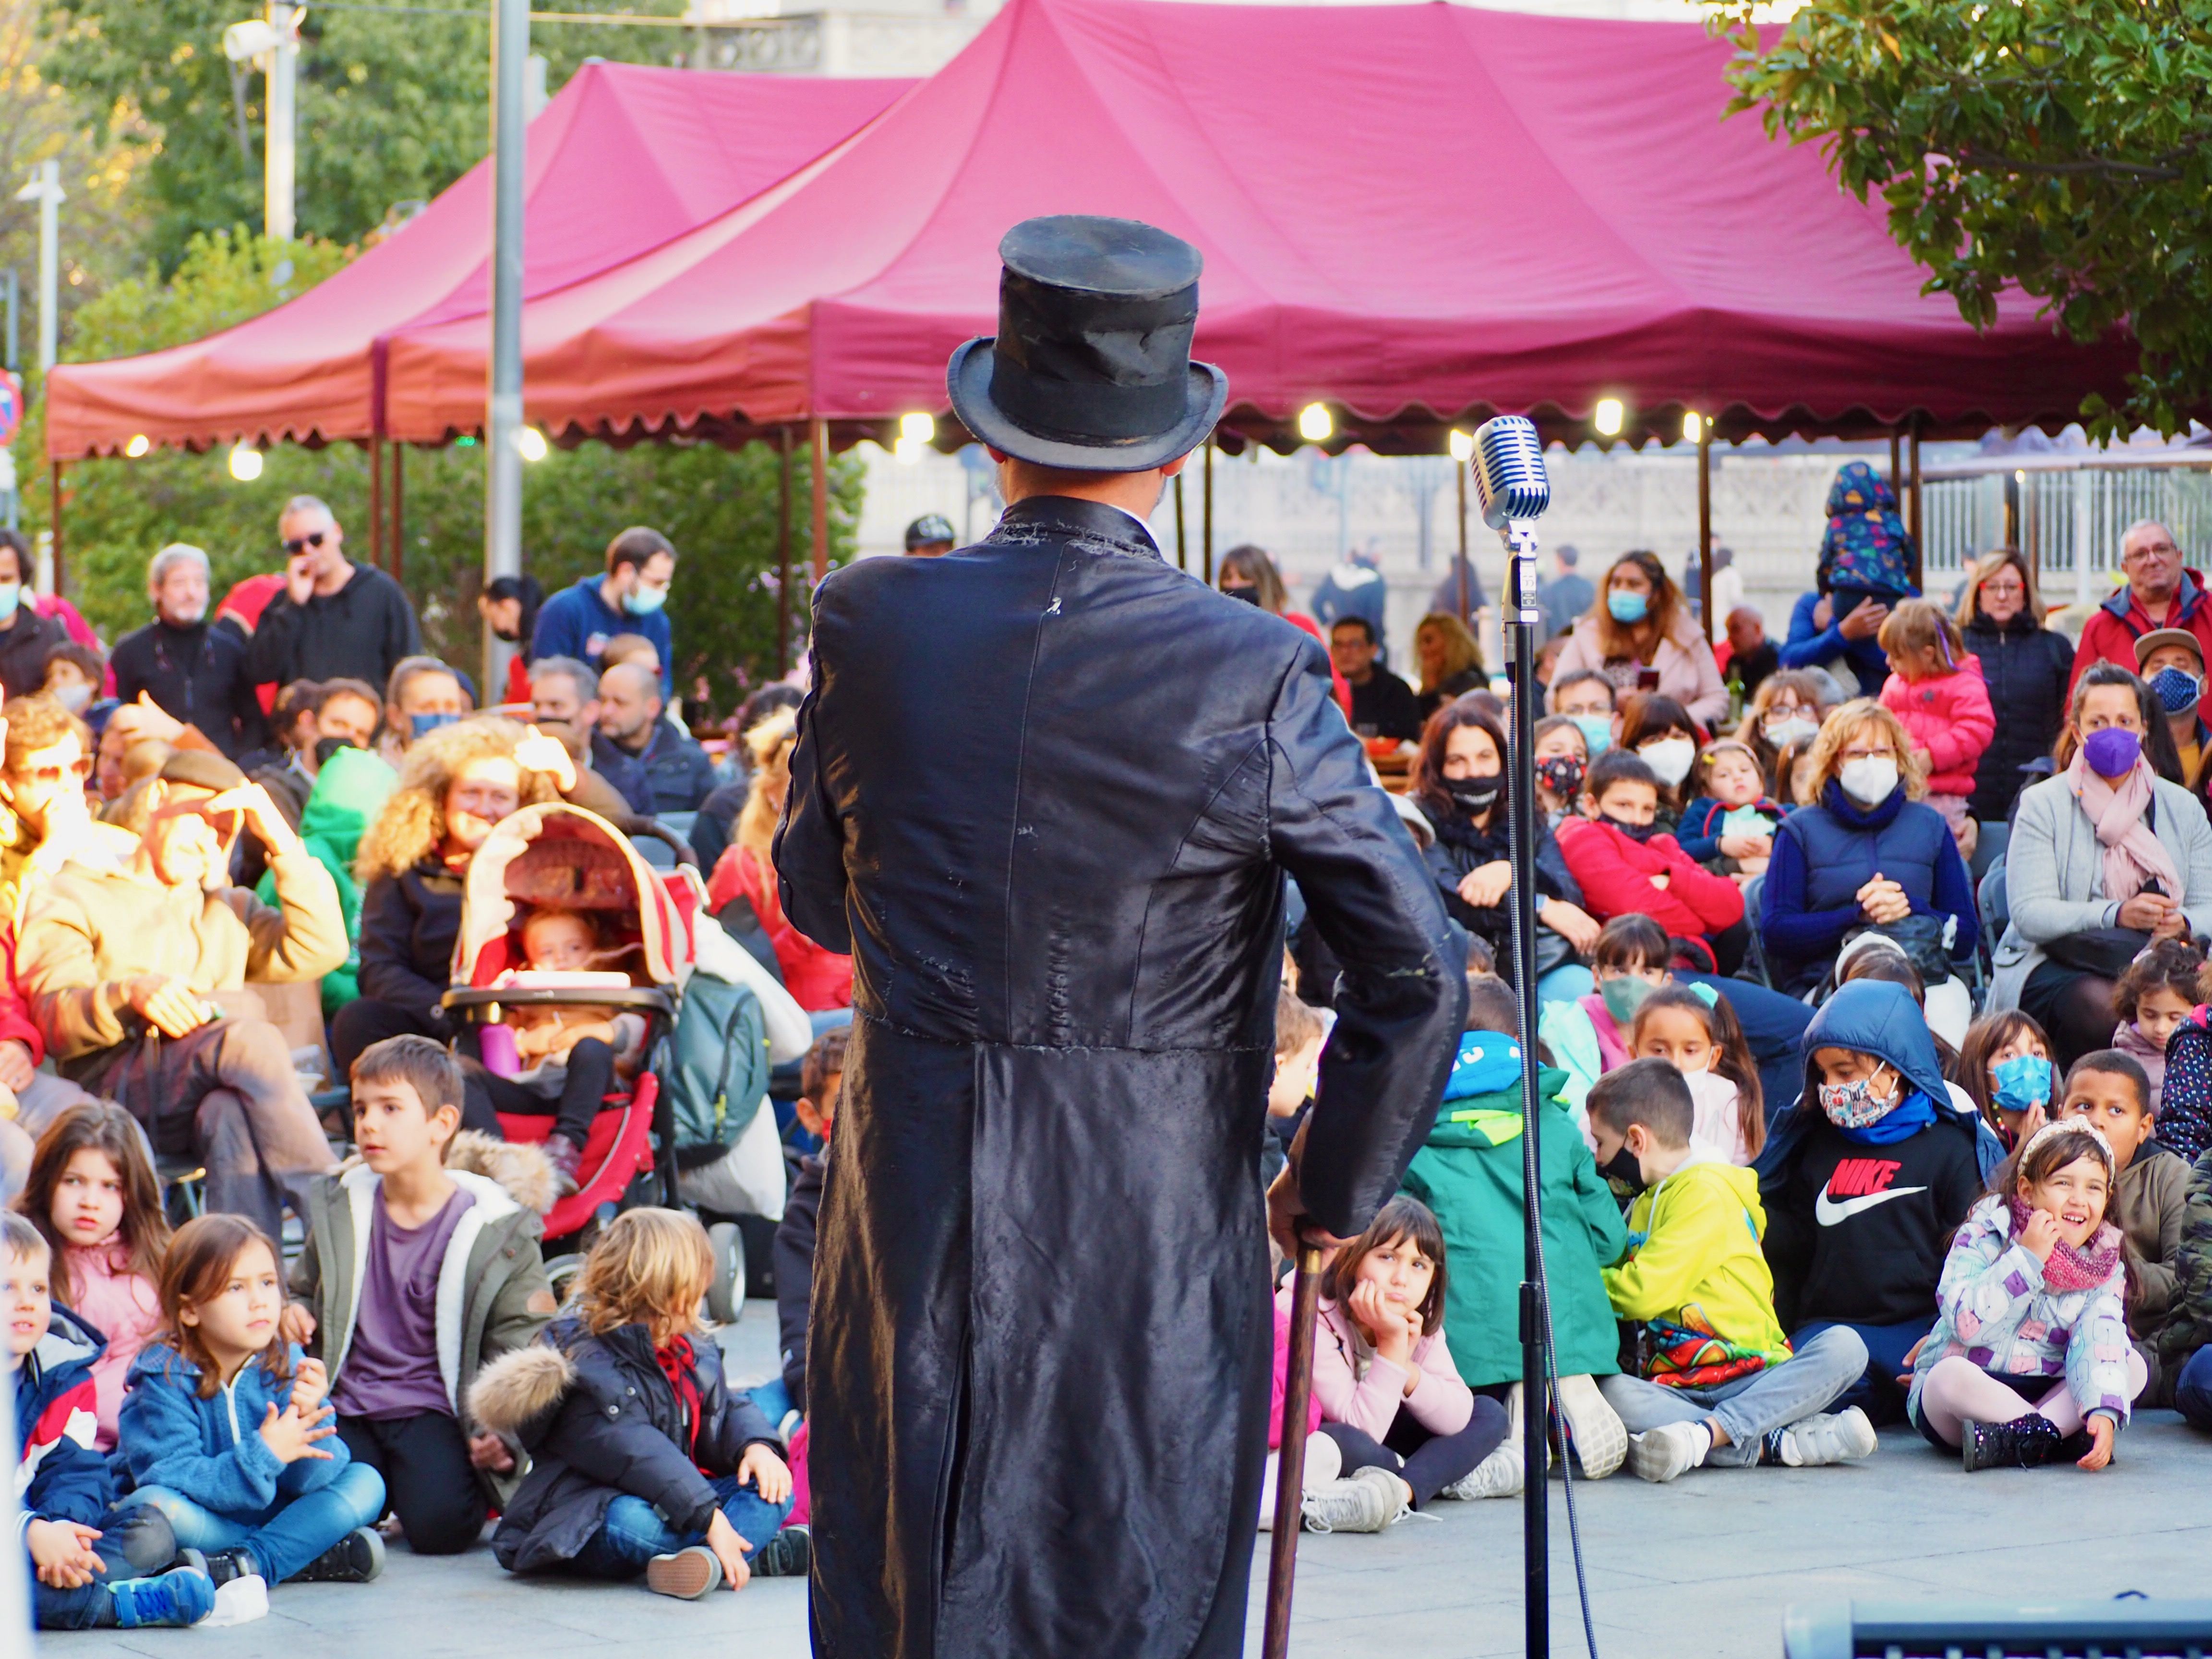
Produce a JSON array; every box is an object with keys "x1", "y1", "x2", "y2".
[{"x1": 1264, "y1": 1159, "x2": 1355, "y2": 1264}]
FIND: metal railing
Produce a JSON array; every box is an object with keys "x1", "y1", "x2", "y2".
[{"x1": 1922, "y1": 464, "x2": 2212, "y2": 601}]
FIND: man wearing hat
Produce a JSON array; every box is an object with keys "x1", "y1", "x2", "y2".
[
  {"x1": 777, "y1": 216, "x2": 1464, "y2": 1659},
  {"x1": 17, "y1": 750, "x2": 345, "y2": 1240},
  {"x1": 903, "y1": 514, "x2": 956, "y2": 557},
  {"x1": 2139, "y1": 627, "x2": 2212, "y2": 787}
]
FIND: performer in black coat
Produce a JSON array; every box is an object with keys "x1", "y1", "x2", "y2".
[{"x1": 777, "y1": 216, "x2": 1466, "y2": 1659}]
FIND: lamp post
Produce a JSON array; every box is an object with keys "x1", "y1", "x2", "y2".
[
  {"x1": 14, "y1": 161, "x2": 60, "y2": 375},
  {"x1": 484, "y1": 0, "x2": 529, "y2": 695},
  {"x1": 223, "y1": 4, "x2": 301, "y2": 241}
]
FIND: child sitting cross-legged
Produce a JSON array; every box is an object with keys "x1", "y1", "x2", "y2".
[
  {"x1": 281, "y1": 1034, "x2": 557, "y2": 1557},
  {"x1": 471, "y1": 1207, "x2": 810, "y2": 1596},
  {"x1": 1400, "y1": 975, "x2": 1629, "y2": 1496},
  {"x1": 1588, "y1": 1061, "x2": 1878, "y2": 1482},
  {"x1": 7, "y1": 1212, "x2": 216, "y2": 1631},
  {"x1": 1907, "y1": 1120, "x2": 2142, "y2": 1470},
  {"x1": 1674, "y1": 738, "x2": 1787, "y2": 885},
  {"x1": 1290, "y1": 1196, "x2": 1510, "y2": 1534},
  {"x1": 2109, "y1": 940, "x2": 2204, "y2": 1117},
  {"x1": 116, "y1": 1213, "x2": 389, "y2": 1601}
]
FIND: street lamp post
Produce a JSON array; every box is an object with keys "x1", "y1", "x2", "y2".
[
  {"x1": 484, "y1": 0, "x2": 529, "y2": 695},
  {"x1": 15, "y1": 161, "x2": 61, "y2": 374},
  {"x1": 223, "y1": 4, "x2": 301, "y2": 241}
]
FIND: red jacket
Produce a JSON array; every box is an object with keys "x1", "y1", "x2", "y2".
[
  {"x1": 1556, "y1": 817, "x2": 1744, "y2": 937},
  {"x1": 2070, "y1": 570, "x2": 2212, "y2": 694},
  {"x1": 708, "y1": 844, "x2": 853, "y2": 1012},
  {"x1": 1880, "y1": 654, "x2": 1995, "y2": 797}
]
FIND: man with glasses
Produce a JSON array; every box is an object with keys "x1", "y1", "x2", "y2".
[
  {"x1": 244, "y1": 495, "x2": 423, "y2": 695},
  {"x1": 2071, "y1": 519, "x2": 2212, "y2": 693},
  {"x1": 16, "y1": 748, "x2": 345, "y2": 1240}
]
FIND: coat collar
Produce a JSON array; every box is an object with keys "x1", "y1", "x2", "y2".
[{"x1": 991, "y1": 495, "x2": 1162, "y2": 560}]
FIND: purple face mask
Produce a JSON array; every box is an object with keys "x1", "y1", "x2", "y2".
[{"x1": 2081, "y1": 725, "x2": 2141, "y2": 779}]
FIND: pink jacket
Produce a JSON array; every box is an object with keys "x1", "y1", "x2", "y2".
[
  {"x1": 1291, "y1": 1286, "x2": 1475, "y2": 1442},
  {"x1": 1549, "y1": 614, "x2": 1729, "y2": 731},
  {"x1": 62, "y1": 1243, "x2": 163, "y2": 1449},
  {"x1": 1879, "y1": 655, "x2": 1995, "y2": 797}
]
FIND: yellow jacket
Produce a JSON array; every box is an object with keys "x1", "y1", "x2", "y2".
[{"x1": 1602, "y1": 1155, "x2": 1790, "y2": 1357}]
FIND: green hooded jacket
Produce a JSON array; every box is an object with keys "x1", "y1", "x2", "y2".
[
  {"x1": 1401, "y1": 1050, "x2": 1631, "y2": 1387},
  {"x1": 256, "y1": 746, "x2": 397, "y2": 1014}
]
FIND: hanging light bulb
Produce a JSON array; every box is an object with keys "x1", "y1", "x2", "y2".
[
  {"x1": 1683, "y1": 410, "x2": 1703, "y2": 444},
  {"x1": 123, "y1": 434, "x2": 150, "y2": 458},
  {"x1": 1298, "y1": 403, "x2": 1334, "y2": 444},
  {"x1": 1594, "y1": 398, "x2": 1625, "y2": 437},
  {"x1": 515, "y1": 425, "x2": 549, "y2": 463},
  {"x1": 1447, "y1": 428, "x2": 1475, "y2": 463},
  {"x1": 228, "y1": 444, "x2": 264, "y2": 482}
]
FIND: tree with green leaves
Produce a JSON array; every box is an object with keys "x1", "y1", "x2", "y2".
[{"x1": 1707, "y1": 0, "x2": 2212, "y2": 437}]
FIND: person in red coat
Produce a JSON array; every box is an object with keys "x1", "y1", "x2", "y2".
[
  {"x1": 1558, "y1": 749, "x2": 1747, "y2": 973},
  {"x1": 2069, "y1": 520, "x2": 2212, "y2": 694}
]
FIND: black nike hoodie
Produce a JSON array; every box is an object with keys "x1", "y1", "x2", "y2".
[{"x1": 1759, "y1": 980, "x2": 1988, "y2": 1329}]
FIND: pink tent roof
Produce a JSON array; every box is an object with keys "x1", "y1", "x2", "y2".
[
  {"x1": 44, "y1": 62, "x2": 913, "y2": 459},
  {"x1": 368, "y1": 0, "x2": 2131, "y2": 453}
]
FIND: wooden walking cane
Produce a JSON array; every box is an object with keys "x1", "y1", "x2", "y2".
[{"x1": 1262, "y1": 1237, "x2": 1326, "y2": 1659}]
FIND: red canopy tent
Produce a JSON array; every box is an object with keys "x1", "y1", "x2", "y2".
[
  {"x1": 42, "y1": 61, "x2": 914, "y2": 460},
  {"x1": 360, "y1": 0, "x2": 2128, "y2": 457}
]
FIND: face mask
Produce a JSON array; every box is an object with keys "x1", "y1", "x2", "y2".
[
  {"x1": 2151, "y1": 666, "x2": 2202, "y2": 716},
  {"x1": 624, "y1": 583, "x2": 669, "y2": 617},
  {"x1": 1599, "y1": 974, "x2": 1656, "y2": 1025},
  {"x1": 313, "y1": 735, "x2": 358, "y2": 768},
  {"x1": 1569, "y1": 715, "x2": 1613, "y2": 757},
  {"x1": 51, "y1": 683, "x2": 92, "y2": 714},
  {"x1": 1765, "y1": 715, "x2": 1820, "y2": 750},
  {"x1": 409, "y1": 711, "x2": 461, "y2": 740},
  {"x1": 1224, "y1": 584, "x2": 1262, "y2": 606},
  {"x1": 493, "y1": 626, "x2": 522, "y2": 644},
  {"x1": 1607, "y1": 589, "x2": 1648, "y2": 625},
  {"x1": 1536, "y1": 754, "x2": 1585, "y2": 799},
  {"x1": 1639, "y1": 737, "x2": 1696, "y2": 787},
  {"x1": 1603, "y1": 814, "x2": 1661, "y2": 844},
  {"x1": 0, "y1": 582, "x2": 21, "y2": 613},
  {"x1": 1819, "y1": 1068, "x2": 1899, "y2": 1130},
  {"x1": 1838, "y1": 755, "x2": 1899, "y2": 805},
  {"x1": 1444, "y1": 775, "x2": 1504, "y2": 814},
  {"x1": 1990, "y1": 1053, "x2": 2053, "y2": 1115},
  {"x1": 2081, "y1": 725, "x2": 2142, "y2": 778},
  {"x1": 1598, "y1": 1143, "x2": 1647, "y2": 1197}
]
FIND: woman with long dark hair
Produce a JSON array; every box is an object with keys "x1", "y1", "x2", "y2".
[{"x1": 1548, "y1": 550, "x2": 1728, "y2": 730}]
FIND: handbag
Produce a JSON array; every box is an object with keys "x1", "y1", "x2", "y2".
[{"x1": 2041, "y1": 926, "x2": 2153, "y2": 980}]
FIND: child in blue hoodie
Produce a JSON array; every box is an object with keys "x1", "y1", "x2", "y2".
[
  {"x1": 4, "y1": 1213, "x2": 214, "y2": 1630},
  {"x1": 1757, "y1": 980, "x2": 2003, "y2": 1424},
  {"x1": 114, "y1": 1213, "x2": 387, "y2": 1597}
]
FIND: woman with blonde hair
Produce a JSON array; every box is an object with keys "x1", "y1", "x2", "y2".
[
  {"x1": 1759, "y1": 699, "x2": 1978, "y2": 1009},
  {"x1": 1549, "y1": 550, "x2": 1728, "y2": 729},
  {"x1": 705, "y1": 708, "x2": 853, "y2": 1011},
  {"x1": 1956, "y1": 546, "x2": 2074, "y2": 822},
  {"x1": 332, "y1": 716, "x2": 573, "y2": 1076},
  {"x1": 1412, "y1": 612, "x2": 1487, "y2": 721}
]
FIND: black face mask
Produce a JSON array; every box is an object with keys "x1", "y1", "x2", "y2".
[
  {"x1": 1223, "y1": 585, "x2": 1262, "y2": 606},
  {"x1": 313, "y1": 736, "x2": 358, "y2": 768},
  {"x1": 1598, "y1": 1145, "x2": 1647, "y2": 1197},
  {"x1": 1444, "y1": 775, "x2": 1504, "y2": 814},
  {"x1": 492, "y1": 626, "x2": 523, "y2": 643},
  {"x1": 1603, "y1": 814, "x2": 1662, "y2": 843}
]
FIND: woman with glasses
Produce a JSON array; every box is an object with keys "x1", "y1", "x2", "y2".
[{"x1": 1957, "y1": 548, "x2": 2074, "y2": 823}]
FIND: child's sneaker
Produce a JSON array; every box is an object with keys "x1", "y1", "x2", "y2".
[
  {"x1": 179, "y1": 1545, "x2": 260, "y2": 1587},
  {"x1": 1767, "y1": 1407, "x2": 1878, "y2": 1468},
  {"x1": 108, "y1": 1566, "x2": 216, "y2": 1629},
  {"x1": 1443, "y1": 1443, "x2": 1524, "y2": 1500},
  {"x1": 288, "y1": 1526, "x2": 386, "y2": 1584},
  {"x1": 750, "y1": 1524, "x2": 812, "y2": 1578},
  {"x1": 1554, "y1": 1374, "x2": 1626, "y2": 1479},
  {"x1": 1298, "y1": 1473, "x2": 1395, "y2": 1534},
  {"x1": 1960, "y1": 1413, "x2": 2064, "y2": 1472},
  {"x1": 647, "y1": 1545, "x2": 723, "y2": 1599},
  {"x1": 1625, "y1": 1421, "x2": 1709, "y2": 1483}
]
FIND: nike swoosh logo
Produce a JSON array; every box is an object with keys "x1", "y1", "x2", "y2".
[{"x1": 1815, "y1": 1185, "x2": 1928, "y2": 1226}]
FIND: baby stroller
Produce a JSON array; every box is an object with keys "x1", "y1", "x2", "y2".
[{"x1": 443, "y1": 803, "x2": 705, "y2": 1289}]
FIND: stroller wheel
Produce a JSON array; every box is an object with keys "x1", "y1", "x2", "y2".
[
  {"x1": 543, "y1": 1253, "x2": 586, "y2": 1308},
  {"x1": 706, "y1": 1222, "x2": 745, "y2": 1324}
]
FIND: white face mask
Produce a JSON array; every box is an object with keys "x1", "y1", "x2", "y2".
[
  {"x1": 1639, "y1": 737, "x2": 1696, "y2": 788},
  {"x1": 1839, "y1": 755, "x2": 1900, "y2": 805},
  {"x1": 1765, "y1": 715, "x2": 1820, "y2": 750},
  {"x1": 52, "y1": 683, "x2": 92, "y2": 714}
]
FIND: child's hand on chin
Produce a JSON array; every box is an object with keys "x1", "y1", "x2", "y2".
[
  {"x1": 2078, "y1": 1417, "x2": 2116, "y2": 1471},
  {"x1": 2017, "y1": 1209, "x2": 2061, "y2": 1262}
]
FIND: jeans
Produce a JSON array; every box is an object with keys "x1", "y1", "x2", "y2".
[
  {"x1": 31, "y1": 1502, "x2": 180, "y2": 1630},
  {"x1": 2177, "y1": 1346, "x2": 2212, "y2": 1433},
  {"x1": 565, "y1": 1473, "x2": 793, "y2": 1579},
  {"x1": 337, "y1": 1411, "x2": 486, "y2": 1555},
  {"x1": 1320, "y1": 1397, "x2": 1509, "y2": 1509},
  {"x1": 1679, "y1": 971, "x2": 1815, "y2": 1127},
  {"x1": 118, "y1": 1463, "x2": 386, "y2": 1586},
  {"x1": 1793, "y1": 1315, "x2": 1932, "y2": 1426},
  {"x1": 1599, "y1": 1326, "x2": 1868, "y2": 1467}
]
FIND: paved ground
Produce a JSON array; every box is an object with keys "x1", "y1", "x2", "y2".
[{"x1": 46, "y1": 1305, "x2": 2212, "y2": 1657}]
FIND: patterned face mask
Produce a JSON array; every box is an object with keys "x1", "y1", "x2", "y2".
[{"x1": 1818, "y1": 1068, "x2": 1899, "y2": 1130}]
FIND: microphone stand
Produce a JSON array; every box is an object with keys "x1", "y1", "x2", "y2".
[{"x1": 1503, "y1": 516, "x2": 1548, "y2": 1657}]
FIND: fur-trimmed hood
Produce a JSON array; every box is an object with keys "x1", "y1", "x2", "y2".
[
  {"x1": 446, "y1": 1129, "x2": 559, "y2": 1216},
  {"x1": 469, "y1": 1343, "x2": 575, "y2": 1438}
]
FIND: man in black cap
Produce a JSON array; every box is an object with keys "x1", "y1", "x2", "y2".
[
  {"x1": 902, "y1": 513, "x2": 956, "y2": 557},
  {"x1": 17, "y1": 750, "x2": 345, "y2": 1240},
  {"x1": 777, "y1": 215, "x2": 1464, "y2": 1659}
]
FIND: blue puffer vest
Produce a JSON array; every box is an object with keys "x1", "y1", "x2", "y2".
[{"x1": 1777, "y1": 781, "x2": 1950, "y2": 915}]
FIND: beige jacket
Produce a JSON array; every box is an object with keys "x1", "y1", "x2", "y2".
[
  {"x1": 1549, "y1": 613, "x2": 1729, "y2": 730},
  {"x1": 18, "y1": 844, "x2": 347, "y2": 1063}
]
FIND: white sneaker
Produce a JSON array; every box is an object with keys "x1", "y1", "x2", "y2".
[
  {"x1": 202, "y1": 1575, "x2": 270, "y2": 1629},
  {"x1": 1299, "y1": 1475, "x2": 1394, "y2": 1534},
  {"x1": 1626, "y1": 1421, "x2": 1708, "y2": 1484},
  {"x1": 1776, "y1": 1407, "x2": 1878, "y2": 1468},
  {"x1": 1504, "y1": 1381, "x2": 1552, "y2": 1472},
  {"x1": 1443, "y1": 1443, "x2": 1524, "y2": 1500},
  {"x1": 1554, "y1": 1374, "x2": 1627, "y2": 1479}
]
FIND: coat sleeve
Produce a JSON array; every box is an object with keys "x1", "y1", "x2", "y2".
[
  {"x1": 1669, "y1": 631, "x2": 1729, "y2": 731},
  {"x1": 1760, "y1": 818, "x2": 1862, "y2": 965},
  {"x1": 2008, "y1": 783, "x2": 2123, "y2": 941},
  {"x1": 119, "y1": 1369, "x2": 288, "y2": 1513},
  {"x1": 2129, "y1": 1158, "x2": 2187, "y2": 1325},
  {"x1": 1568, "y1": 1129, "x2": 1630, "y2": 1268},
  {"x1": 234, "y1": 848, "x2": 349, "y2": 981},
  {"x1": 1557, "y1": 820, "x2": 1657, "y2": 923},
  {"x1": 775, "y1": 611, "x2": 854, "y2": 955},
  {"x1": 2162, "y1": 1151, "x2": 2212, "y2": 1362},
  {"x1": 1401, "y1": 1331, "x2": 1476, "y2": 1437},
  {"x1": 16, "y1": 883, "x2": 128, "y2": 1061},
  {"x1": 24, "y1": 1406, "x2": 111, "y2": 1527},
  {"x1": 773, "y1": 1191, "x2": 817, "y2": 1413},
  {"x1": 542, "y1": 1370, "x2": 723, "y2": 1535},
  {"x1": 699, "y1": 1375, "x2": 784, "y2": 1475},
  {"x1": 1656, "y1": 837, "x2": 1744, "y2": 931},
  {"x1": 243, "y1": 598, "x2": 303, "y2": 684},
  {"x1": 2168, "y1": 785, "x2": 2212, "y2": 940},
  {"x1": 1758, "y1": 1141, "x2": 1814, "y2": 1330},
  {"x1": 1932, "y1": 1216, "x2": 2044, "y2": 1355},
  {"x1": 1604, "y1": 1181, "x2": 1733, "y2": 1322},
  {"x1": 2070, "y1": 1281, "x2": 2136, "y2": 1425},
  {"x1": 1307, "y1": 1308, "x2": 1407, "y2": 1440},
  {"x1": 1776, "y1": 594, "x2": 1845, "y2": 671},
  {"x1": 474, "y1": 1238, "x2": 556, "y2": 1404},
  {"x1": 1263, "y1": 644, "x2": 1467, "y2": 1237},
  {"x1": 354, "y1": 876, "x2": 453, "y2": 1023},
  {"x1": 1673, "y1": 800, "x2": 1723, "y2": 864},
  {"x1": 1921, "y1": 670, "x2": 1996, "y2": 779}
]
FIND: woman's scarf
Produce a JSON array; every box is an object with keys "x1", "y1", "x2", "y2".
[
  {"x1": 2065, "y1": 750, "x2": 2180, "y2": 905},
  {"x1": 2004, "y1": 1196, "x2": 2123, "y2": 1295}
]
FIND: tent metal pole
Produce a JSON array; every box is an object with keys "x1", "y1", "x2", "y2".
[
  {"x1": 1889, "y1": 427, "x2": 1901, "y2": 496},
  {"x1": 1908, "y1": 421, "x2": 1923, "y2": 589},
  {"x1": 1455, "y1": 454, "x2": 1470, "y2": 627},
  {"x1": 392, "y1": 444, "x2": 405, "y2": 584},
  {"x1": 1202, "y1": 439, "x2": 1214, "y2": 585},
  {"x1": 483, "y1": 0, "x2": 529, "y2": 704},
  {"x1": 368, "y1": 435, "x2": 383, "y2": 573},
  {"x1": 1697, "y1": 415, "x2": 1714, "y2": 643},
  {"x1": 47, "y1": 460, "x2": 60, "y2": 596},
  {"x1": 1174, "y1": 469, "x2": 1187, "y2": 572},
  {"x1": 778, "y1": 425, "x2": 794, "y2": 676},
  {"x1": 810, "y1": 417, "x2": 830, "y2": 585}
]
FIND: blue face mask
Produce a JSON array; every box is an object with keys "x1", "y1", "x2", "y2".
[
  {"x1": 2151, "y1": 665, "x2": 2202, "y2": 716},
  {"x1": 409, "y1": 711, "x2": 461, "y2": 740},
  {"x1": 0, "y1": 582, "x2": 21, "y2": 614},
  {"x1": 1607, "y1": 589, "x2": 1648, "y2": 625},
  {"x1": 624, "y1": 582, "x2": 669, "y2": 617},
  {"x1": 1990, "y1": 1053, "x2": 2053, "y2": 1115},
  {"x1": 1570, "y1": 714, "x2": 1613, "y2": 757}
]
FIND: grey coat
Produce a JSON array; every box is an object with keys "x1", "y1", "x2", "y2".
[{"x1": 1989, "y1": 769, "x2": 2212, "y2": 1010}]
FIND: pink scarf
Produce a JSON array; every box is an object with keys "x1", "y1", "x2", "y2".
[
  {"x1": 2067, "y1": 751, "x2": 2180, "y2": 906},
  {"x1": 2004, "y1": 1196, "x2": 2123, "y2": 1295}
]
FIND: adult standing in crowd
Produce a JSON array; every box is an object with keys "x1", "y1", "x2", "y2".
[
  {"x1": 110, "y1": 545, "x2": 267, "y2": 759},
  {"x1": 1216, "y1": 542, "x2": 1351, "y2": 715},
  {"x1": 903, "y1": 514, "x2": 956, "y2": 557},
  {"x1": 527, "y1": 655, "x2": 654, "y2": 816},
  {"x1": 778, "y1": 216, "x2": 1463, "y2": 1659},
  {"x1": 0, "y1": 532, "x2": 66, "y2": 699},
  {"x1": 2140, "y1": 629, "x2": 2212, "y2": 788},
  {"x1": 246, "y1": 495, "x2": 423, "y2": 693},
  {"x1": 1956, "y1": 547, "x2": 2074, "y2": 823},
  {"x1": 1310, "y1": 543, "x2": 1390, "y2": 661},
  {"x1": 1330, "y1": 615, "x2": 1422, "y2": 740},
  {"x1": 1991, "y1": 663, "x2": 2212, "y2": 1067},
  {"x1": 1411, "y1": 612, "x2": 1486, "y2": 721},
  {"x1": 1536, "y1": 544, "x2": 1591, "y2": 641},
  {"x1": 2071, "y1": 520, "x2": 2212, "y2": 693},
  {"x1": 1548, "y1": 549, "x2": 1728, "y2": 729},
  {"x1": 1428, "y1": 544, "x2": 1492, "y2": 632},
  {"x1": 530, "y1": 527, "x2": 676, "y2": 698},
  {"x1": 479, "y1": 572, "x2": 543, "y2": 707},
  {"x1": 597, "y1": 661, "x2": 715, "y2": 813}
]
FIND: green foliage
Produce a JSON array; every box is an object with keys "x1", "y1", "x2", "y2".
[{"x1": 1706, "y1": 0, "x2": 2212, "y2": 438}]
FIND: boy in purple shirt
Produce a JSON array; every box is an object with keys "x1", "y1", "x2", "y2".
[{"x1": 283, "y1": 1037, "x2": 556, "y2": 1553}]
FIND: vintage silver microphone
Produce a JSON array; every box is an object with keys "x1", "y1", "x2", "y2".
[{"x1": 1469, "y1": 414, "x2": 1556, "y2": 1659}]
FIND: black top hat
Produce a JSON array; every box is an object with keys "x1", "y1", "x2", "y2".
[{"x1": 948, "y1": 216, "x2": 1228, "y2": 473}]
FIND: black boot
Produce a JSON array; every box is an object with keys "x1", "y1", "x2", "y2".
[
  {"x1": 1961, "y1": 1414, "x2": 2064, "y2": 1472},
  {"x1": 541, "y1": 1133, "x2": 583, "y2": 1196},
  {"x1": 178, "y1": 1546, "x2": 260, "y2": 1587},
  {"x1": 287, "y1": 1527, "x2": 385, "y2": 1584}
]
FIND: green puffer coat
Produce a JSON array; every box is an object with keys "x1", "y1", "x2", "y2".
[
  {"x1": 1400, "y1": 1034, "x2": 1631, "y2": 1388},
  {"x1": 255, "y1": 745, "x2": 397, "y2": 1013}
]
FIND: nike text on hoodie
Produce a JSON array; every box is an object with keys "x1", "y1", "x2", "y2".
[{"x1": 1770, "y1": 1120, "x2": 1983, "y2": 1327}]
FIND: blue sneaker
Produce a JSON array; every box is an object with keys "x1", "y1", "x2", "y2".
[{"x1": 109, "y1": 1566, "x2": 216, "y2": 1628}]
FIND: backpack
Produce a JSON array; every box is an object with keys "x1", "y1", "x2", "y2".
[
  {"x1": 663, "y1": 970, "x2": 771, "y2": 1159},
  {"x1": 1817, "y1": 461, "x2": 1916, "y2": 601},
  {"x1": 2159, "y1": 1007, "x2": 2212, "y2": 1165}
]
